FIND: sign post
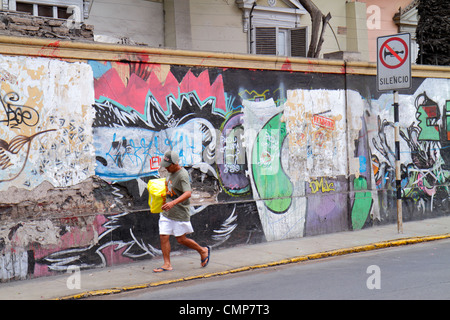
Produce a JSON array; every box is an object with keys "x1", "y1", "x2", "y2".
[
  {"x1": 377, "y1": 33, "x2": 411, "y2": 234},
  {"x1": 393, "y1": 90, "x2": 402, "y2": 233}
]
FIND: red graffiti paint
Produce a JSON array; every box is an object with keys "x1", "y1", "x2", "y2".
[
  {"x1": 281, "y1": 58, "x2": 292, "y2": 71},
  {"x1": 48, "y1": 40, "x2": 61, "y2": 47},
  {"x1": 150, "y1": 156, "x2": 161, "y2": 170},
  {"x1": 312, "y1": 114, "x2": 335, "y2": 130},
  {"x1": 94, "y1": 67, "x2": 226, "y2": 115},
  {"x1": 38, "y1": 40, "x2": 61, "y2": 58}
]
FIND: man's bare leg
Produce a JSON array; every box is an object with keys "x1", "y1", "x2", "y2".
[
  {"x1": 176, "y1": 234, "x2": 210, "y2": 267},
  {"x1": 153, "y1": 234, "x2": 173, "y2": 272}
]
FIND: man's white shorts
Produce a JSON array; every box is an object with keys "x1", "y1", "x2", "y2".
[{"x1": 158, "y1": 214, "x2": 194, "y2": 237}]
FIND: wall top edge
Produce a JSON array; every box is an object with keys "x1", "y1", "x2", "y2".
[
  {"x1": 0, "y1": 35, "x2": 448, "y2": 78},
  {"x1": 0, "y1": 35, "x2": 343, "y2": 64}
]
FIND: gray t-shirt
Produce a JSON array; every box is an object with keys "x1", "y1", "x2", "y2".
[{"x1": 163, "y1": 167, "x2": 191, "y2": 222}]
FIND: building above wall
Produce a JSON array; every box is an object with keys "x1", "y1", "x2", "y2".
[
  {"x1": 0, "y1": 0, "x2": 94, "y2": 41},
  {"x1": 1, "y1": 0, "x2": 93, "y2": 20},
  {"x1": 393, "y1": 0, "x2": 419, "y2": 62},
  {"x1": 0, "y1": 10, "x2": 94, "y2": 40},
  {"x1": 236, "y1": 0, "x2": 309, "y2": 56}
]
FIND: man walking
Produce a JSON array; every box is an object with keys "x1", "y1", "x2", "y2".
[{"x1": 153, "y1": 150, "x2": 210, "y2": 272}]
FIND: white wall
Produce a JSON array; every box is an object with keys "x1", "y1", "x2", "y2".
[
  {"x1": 189, "y1": 0, "x2": 247, "y2": 54},
  {"x1": 86, "y1": 0, "x2": 164, "y2": 47}
]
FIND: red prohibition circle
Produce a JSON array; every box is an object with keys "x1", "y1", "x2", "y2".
[{"x1": 379, "y1": 37, "x2": 408, "y2": 69}]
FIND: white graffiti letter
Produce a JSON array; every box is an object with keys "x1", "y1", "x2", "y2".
[
  {"x1": 366, "y1": 265, "x2": 381, "y2": 290},
  {"x1": 66, "y1": 266, "x2": 81, "y2": 290},
  {"x1": 366, "y1": 5, "x2": 381, "y2": 30}
]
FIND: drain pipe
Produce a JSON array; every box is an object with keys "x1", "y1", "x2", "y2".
[{"x1": 249, "y1": 1, "x2": 256, "y2": 54}]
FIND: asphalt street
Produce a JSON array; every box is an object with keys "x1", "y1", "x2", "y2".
[
  {"x1": 90, "y1": 238, "x2": 450, "y2": 300},
  {"x1": 4, "y1": 215, "x2": 450, "y2": 300}
]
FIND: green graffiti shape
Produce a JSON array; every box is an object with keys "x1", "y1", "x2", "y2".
[
  {"x1": 446, "y1": 100, "x2": 450, "y2": 141},
  {"x1": 252, "y1": 113, "x2": 293, "y2": 213},
  {"x1": 417, "y1": 104, "x2": 440, "y2": 141},
  {"x1": 351, "y1": 176, "x2": 373, "y2": 230}
]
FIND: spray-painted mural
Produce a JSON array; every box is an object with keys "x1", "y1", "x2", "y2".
[
  {"x1": 0, "y1": 51, "x2": 449, "y2": 281},
  {"x1": 0, "y1": 55, "x2": 95, "y2": 189},
  {"x1": 366, "y1": 78, "x2": 450, "y2": 220}
]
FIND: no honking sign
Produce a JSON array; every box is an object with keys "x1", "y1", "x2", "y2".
[{"x1": 377, "y1": 33, "x2": 411, "y2": 91}]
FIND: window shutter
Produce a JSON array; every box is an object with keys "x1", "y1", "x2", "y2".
[
  {"x1": 255, "y1": 27, "x2": 276, "y2": 55},
  {"x1": 290, "y1": 28, "x2": 307, "y2": 57}
]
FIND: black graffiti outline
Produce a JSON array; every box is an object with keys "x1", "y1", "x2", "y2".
[
  {"x1": 0, "y1": 129, "x2": 56, "y2": 183},
  {"x1": 0, "y1": 92, "x2": 40, "y2": 129}
]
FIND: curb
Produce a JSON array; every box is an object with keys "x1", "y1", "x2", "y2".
[{"x1": 55, "y1": 233, "x2": 450, "y2": 300}]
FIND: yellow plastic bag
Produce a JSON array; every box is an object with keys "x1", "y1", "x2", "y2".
[{"x1": 148, "y1": 178, "x2": 166, "y2": 213}]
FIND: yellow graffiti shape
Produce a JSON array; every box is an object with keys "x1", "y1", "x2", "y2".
[{"x1": 309, "y1": 177, "x2": 335, "y2": 194}]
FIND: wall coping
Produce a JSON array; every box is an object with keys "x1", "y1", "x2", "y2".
[{"x1": 0, "y1": 35, "x2": 448, "y2": 78}]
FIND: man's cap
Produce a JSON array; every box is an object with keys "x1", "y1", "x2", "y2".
[{"x1": 160, "y1": 150, "x2": 179, "y2": 167}]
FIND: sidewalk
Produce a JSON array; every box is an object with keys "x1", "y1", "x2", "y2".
[{"x1": 1, "y1": 215, "x2": 450, "y2": 300}]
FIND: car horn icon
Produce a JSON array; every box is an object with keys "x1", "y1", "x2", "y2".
[{"x1": 384, "y1": 49, "x2": 404, "y2": 59}]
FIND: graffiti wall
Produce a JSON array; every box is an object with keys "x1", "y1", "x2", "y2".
[
  {"x1": 348, "y1": 76, "x2": 450, "y2": 224},
  {"x1": 0, "y1": 46, "x2": 449, "y2": 281},
  {"x1": 0, "y1": 55, "x2": 95, "y2": 188}
]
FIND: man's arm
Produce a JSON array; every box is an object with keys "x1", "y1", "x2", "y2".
[{"x1": 161, "y1": 190, "x2": 191, "y2": 211}]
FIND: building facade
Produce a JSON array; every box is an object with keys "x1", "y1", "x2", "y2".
[{"x1": 0, "y1": 0, "x2": 418, "y2": 62}]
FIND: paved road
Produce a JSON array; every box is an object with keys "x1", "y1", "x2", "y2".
[{"x1": 91, "y1": 239, "x2": 450, "y2": 300}]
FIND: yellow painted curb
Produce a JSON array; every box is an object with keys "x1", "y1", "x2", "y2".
[{"x1": 55, "y1": 233, "x2": 450, "y2": 300}]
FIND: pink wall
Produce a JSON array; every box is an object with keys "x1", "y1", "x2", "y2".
[{"x1": 359, "y1": 0, "x2": 413, "y2": 61}]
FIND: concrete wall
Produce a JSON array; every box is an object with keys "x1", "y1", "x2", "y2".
[
  {"x1": 0, "y1": 36, "x2": 448, "y2": 281},
  {"x1": 86, "y1": 0, "x2": 164, "y2": 46},
  {"x1": 189, "y1": 0, "x2": 246, "y2": 53}
]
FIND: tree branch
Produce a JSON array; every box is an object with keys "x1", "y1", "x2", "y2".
[{"x1": 298, "y1": 0, "x2": 331, "y2": 58}]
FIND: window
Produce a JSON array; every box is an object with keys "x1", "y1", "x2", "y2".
[
  {"x1": 277, "y1": 29, "x2": 288, "y2": 56},
  {"x1": 37, "y1": 4, "x2": 53, "y2": 17},
  {"x1": 255, "y1": 27, "x2": 276, "y2": 55},
  {"x1": 254, "y1": 26, "x2": 307, "y2": 57},
  {"x1": 15, "y1": 2, "x2": 33, "y2": 14},
  {"x1": 57, "y1": 6, "x2": 71, "y2": 19},
  {"x1": 290, "y1": 28, "x2": 307, "y2": 57},
  {"x1": 237, "y1": 0, "x2": 308, "y2": 57},
  {"x1": 10, "y1": 1, "x2": 84, "y2": 20}
]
